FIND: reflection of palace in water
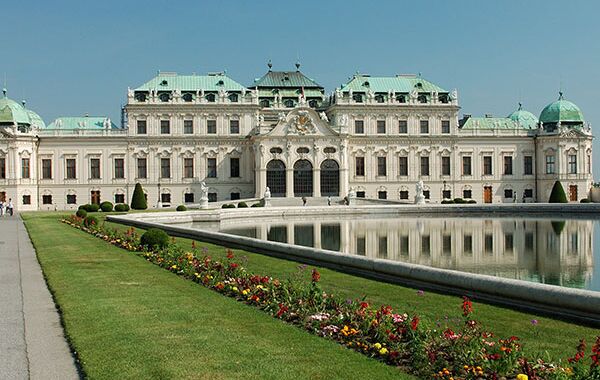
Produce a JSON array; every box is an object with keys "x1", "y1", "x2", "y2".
[{"x1": 212, "y1": 217, "x2": 595, "y2": 289}]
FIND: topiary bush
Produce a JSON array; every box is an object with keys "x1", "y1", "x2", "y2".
[
  {"x1": 441, "y1": 199, "x2": 454, "y2": 204},
  {"x1": 221, "y1": 203, "x2": 235, "y2": 208},
  {"x1": 76, "y1": 208, "x2": 87, "y2": 218},
  {"x1": 78, "y1": 204, "x2": 87, "y2": 210},
  {"x1": 453, "y1": 198, "x2": 466, "y2": 204},
  {"x1": 100, "y1": 201, "x2": 113, "y2": 212},
  {"x1": 580, "y1": 198, "x2": 591, "y2": 203},
  {"x1": 467, "y1": 199, "x2": 477, "y2": 204},
  {"x1": 237, "y1": 202, "x2": 248, "y2": 208},
  {"x1": 131, "y1": 182, "x2": 147, "y2": 210},
  {"x1": 548, "y1": 181, "x2": 568, "y2": 203},
  {"x1": 83, "y1": 215, "x2": 99, "y2": 228},
  {"x1": 251, "y1": 202, "x2": 263, "y2": 207},
  {"x1": 88, "y1": 204, "x2": 100, "y2": 212},
  {"x1": 140, "y1": 228, "x2": 170, "y2": 249},
  {"x1": 176, "y1": 205, "x2": 187, "y2": 211},
  {"x1": 114, "y1": 203, "x2": 130, "y2": 212}
]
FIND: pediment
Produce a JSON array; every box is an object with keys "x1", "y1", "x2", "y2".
[{"x1": 266, "y1": 107, "x2": 338, "y2": 137}]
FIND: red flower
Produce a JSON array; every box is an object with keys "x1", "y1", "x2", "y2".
[
  {"x1": 276, "y1": 303, "x2": 288, "y2": 318},
  {"x1": 410, "y1": 315, "x2": 419, "y2": 330},
  {"x1": 462, "y1": 296, "x2": 473, "y2": 316},
  {"x1": 311, "y1": 269, "x2": 321, "y2": 283},
  {"x1": 226, "y1": 250, "x2": 234, "y2": 259},
  {"x1": 229, "y1": 262, "x2": 239, "y2": 269},
  {"x1": 359, "y1": 301, "x2": 369, "y2": 309}
]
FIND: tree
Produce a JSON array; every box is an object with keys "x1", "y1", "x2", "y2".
[
  {"x1": 131, "y1": 183, "x2": 147, "y2": 210},
  {"x1": 548, "y1": 181, "x2": 568, "y2": 203}
]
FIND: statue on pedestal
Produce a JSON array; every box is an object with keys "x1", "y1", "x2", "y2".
[
  {"x1": 414, "y1": 180, "x2": 426, "y2": 205},
  {"x1": 263, "y1": 186, "x2": 271, "y2": 207},
  {"x1": 199, "y1": 181, "x2": 209, "y2": 209}
]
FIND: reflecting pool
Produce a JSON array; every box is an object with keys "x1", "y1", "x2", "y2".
[{"x1": 184, "y1": 216, "x2": 600, "y2": 291}]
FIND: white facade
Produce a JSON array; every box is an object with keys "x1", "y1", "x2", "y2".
[{"x1": 0, "y1": 69, "x2": 593, "y2": 211}]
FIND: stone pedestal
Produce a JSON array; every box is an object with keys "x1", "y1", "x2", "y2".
[
  {"x1": 199, "y1": 197, "x2": 209, "y2": 209},
  {"x1": 414, "y1": 194, "x2": 425, "y2": 205},
  {"x1": 347, "y1": 189, "x2": 356, "y2": 206}
]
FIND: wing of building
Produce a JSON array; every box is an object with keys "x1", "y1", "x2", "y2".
[{"x1": 0, "y1": 66, "x2": 593, "y2": 210}]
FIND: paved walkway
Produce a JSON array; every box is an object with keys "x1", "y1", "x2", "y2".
[{"x1": 0, "y1": 215, "x2": 79, "y2": 380}]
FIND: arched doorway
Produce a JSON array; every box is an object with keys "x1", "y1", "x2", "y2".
[
  {"x1": 320, "y1": 159, "x2": 339, "y2": 196},
  {"x1": 293, "y1": 160, "x2": 313, "y2": 197},
  {"x1": 266, "y1": 160, "x2": 286, "y2": 197}
]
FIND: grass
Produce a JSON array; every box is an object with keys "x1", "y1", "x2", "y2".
[{"x1": 23, "y1": 212, "x2": 414, "y2": 380}]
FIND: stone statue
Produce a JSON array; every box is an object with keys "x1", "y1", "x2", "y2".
[
  {"x1": 199, "y1": 181, "x2": 209, "y2": 209},
  {"x1": 410, "y1": 89, "x2": 418, "y2": 102},
  {"x1": 339, "y1": 114, "x2": 348, "y2": 127},
  {"x1": 127, "y1": 87, "x2": 133, "y2": 97},
  {"x1": 450, "y1": 89, "x2": 458, "y2": 101},
  {"x1": 367, "y1": 89, "x2": 375, "y2": 101},
  {"x1": 335, "y1": 88, "x2": 343, "y2": 101},
  {"x1": 255, "y1": 112, "x2": 261, "y2": 126},
  {"x1": 278, "y1": 112, "x2": 286, "y2": 122},
  {"x1": 319, "y1": 112, "x2": 329, "y2": 122},
  {"x1": 414, "y1": 180, "x2": 425, "y2": 205},
  {"x1": 263, "y1": 186, "x2": 272, "y2": 207},
  {"x1": 347, "y1": 187, "x2": 356, "y2": 206}
]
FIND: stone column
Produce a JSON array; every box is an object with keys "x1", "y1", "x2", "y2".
[
  {"x1": 286, "y1": 169, "x2": 294, "y2": 197},
  {"x1": 313, "y1": 168, "x2": 321, "y2": 197},
  {"x1": 340, "y1": 168, "x2": 349, "y2": 198}
]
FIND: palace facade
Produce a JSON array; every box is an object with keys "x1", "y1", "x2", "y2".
[{"x1": 0, "y1": 65, "x2": 593, "y2": 210}]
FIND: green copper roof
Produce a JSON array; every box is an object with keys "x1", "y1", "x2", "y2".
[
  {"x1": 135, "y1": 72, "x2": 247, "y2": 92},
  {"x1": 507, "y1": 103, "x2": 538, "y2": 129},
  {"x1": 539, "y1": 93, "x2": 584, "y2": 123},
  {"x1": 26, "y1": 109, "x2": 46, "y2": 128},
  {"x1": 257, "y1": 88, "x2": 324, "y2": 98},
  {"x1": 0, "y1": 91, "x2": 32, "y2": 125},
  {"x1": 461, "y1": 117, "x2": 524, "y2": 130},
  {"x1": 46, "y1": 116, "x2": 120, "y2": 130},
  {"x1": 252, "y1": 70, "x2": 323, "y2": 89},
  {"x1": 339, "y1": 74, "x2": 447, "y2": 93}
]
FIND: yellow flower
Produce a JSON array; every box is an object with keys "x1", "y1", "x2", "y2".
[
  {"x1": 232, "y1": 286, "x2": 238, "y2": 292},
  {"x1": 242, "y1": 289, "x2": 249, "y2": 295},
  {"x1": 379, "y1": 347, "x2": 388, "y2": 355},
  {"x1": 516, "y1": 375, "x2": 528, "y2": 380},
  {"x1": 171, "y1": 265, "x2": 177, "y2": 269},
  {"x1": 373, "y1": 343, "x2": 382, "y2": 350}
]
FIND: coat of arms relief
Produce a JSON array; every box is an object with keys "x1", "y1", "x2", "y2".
[{"x1": 288, "y1": 110, "x2": 317, "y2": 135}]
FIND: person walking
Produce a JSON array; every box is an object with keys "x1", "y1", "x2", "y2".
[
  {"x1": 327, "y1": 196, "x2": 331, "y2": 206},
  {"x1": 7, "y1": 198, "x2": 13, "y2": 216},
  {"x1": 0, "y1": 200, "x2": 4, "y2": 217},
  {"x1": 302, "y1": 196, "x2": 307, "y2": 206}
]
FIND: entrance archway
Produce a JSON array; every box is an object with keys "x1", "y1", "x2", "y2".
[
  {"x1": 266, "y1": 160, "x2": 286, "y2": 197},
  {"x1": 293, "y1": 159, "x2": 313, "y2": 197},
  {"x1": 320, "y1": 159, "x2": 339, "y2": 196}
]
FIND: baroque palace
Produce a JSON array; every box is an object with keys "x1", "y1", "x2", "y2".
[{"x1": 0, "y1": 64, "x2": 594, "y2": 210}]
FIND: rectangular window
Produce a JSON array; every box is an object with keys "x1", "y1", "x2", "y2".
[
  {"x1": 114, "y1": 158, "x2": 125, "y2": 179},
  {"x1": 524, "y1": 189, "x2": 533, "y2": 198},
  {"x1": 378, "y1": 191, "x2": 387, "y2": 200},
  {"x1": 66, "y1": 158, "x2": 76, "y2": 179},
  {"x1": 0, "y1": 157, "x2": 5, "y2": 178},
  {"x1": 442, "y1": 190, "x2": 451, "y2": 199},
  {"x1": 354, "y1": 120, "x2": 364, "y2": 134},
  {"x1": 356, "y1": 236, "x2": 366, "y2": 255},
  {"x1": 545, "y1": 155, "x2": 555, "y2": 174},
  {"x1": 462, "y1": 156, "x2": 472, "y2": 176},
  {"x1": 421, "y1": 235, "x2": 430, "y2": 255},
  {"x1": 136, "y1": 120, "x2": 147, "y2": 134},
  {"x1": 524, "y1": 155, "x2": 533, "y2": 175},
  {"x1": 112, "y1": 194, "x2": 124, "y2": 204},
  {"x1": 160, "y1": 120, "x2": 170, "y2": 134},
  {"x1": 504, "y1": 156, "x2": 513, "y2": 175},
  {"x1": 378, "y1": 236, "x2": 388, "y2": 258},
  {"x1": 398, "y1": 120, "x2": 408, "y2": 134},
  {"x1": 207, "y1": 158, "x2": 217, "y2": 178},
  {"x1": 21, "y1": 158, "x2": 30, "y2": 179},
  {"x1": 90, "y1": 158, "x2": 100, "y2": 179},
  {"x1": 42, "y1": 194, "x2": 52, "y2": 205},
  {"x1": 23, "y1": 195, "x2": 31, "y2": 205},
  {"x1": 483, "y1": 156, "x2": 492, "y2": 175},
  {"x1": 356, "y1": 191, "x2": 365, "y2": 198},
  {"x1": 441, "y1": 156, "x2": 450, "y2": 176},
  {"x1": 484, "y1": 234, "x2": 493, "y2": 254},
  {"x1": 208, "y1": 192, "x2": 217, "y2": 202},
  {"x1": 400, "y1": 235, "x2": 409, "y2": 256},
  {"x1": 355, "y1": 157, "x2": 365, "y2": 176},
  {"x1": 230, "y1": 192, "x2": 240, "y2": 200},
  {"x1": 377, "y1": 157, "x2": 387, "y2": 176},
  {"x1": 184, "y1": 120, "x2": 193, "y2": 134},
  {"x1": 399, "y1": 156, "x2": 408, "y2": 176},
  {"x1": 504, "y1": 189, "x2": 513, "y2": 198},
  {"x1": 420, "y1": 120, "x2": 429, "y2": 134},
  {"x1": 441, "y1": 120, "x2": 450, "y2": 134},
  {"x1": 399, "y1": 190, "x2": 409, "y2": 199},
  {"x1": 376, "y1": 120, "x2": 386, "y2": 134},
  {"x1": 229, "y1": 120, "x2": 240, "y2": 134},
  {"x1": 505, "y1": 233, "x2": 514, "y2": 253},
  {"x1": 423, "y1": 190, "x2": 430, "y2": 199},
  {"x1": 161, "y1": 193, "x2": 171, "y2": 204},
  {"x1": 207, "y1": 119, "x2": 217, "y2": 134},
  {"x1": 160, "y1": 158, "x2": 170, "y2": 179},
  {"x1": 569, "y1": 154, "x2": 577, "y2": 174},
  {"x1": 184, "y1": 193, "x2": 194, "y2": 203},
  {"x1": 420, "y1": 156, "x2": 430, "y2": 176},
  {"x1": 463, "y1": 189, "x2": 472, "y2": 199},
  {"x1": 42, "y1": 159, "x2": 52, "y2": 179},
  {"x1": 463, "y1": 235, "x2": 473, "y2": 254},
  {"x1": 442, "y1": 235, "x2": 451, "y2": 255},
  {"x1": 66, "y1": 194, "x2": 76, "y2": 204},
  {"x1": 137, "y1": 158, "x2": 147, "y2": 179},
  {"x1": 184, "y1": 158, "x2": 194, "y2": 178},
  {"x1": 230, "y1": 157, "x2": 240, "y2": 178}
]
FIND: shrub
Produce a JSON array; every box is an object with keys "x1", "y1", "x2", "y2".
[
  {"x1": 83, "y1": 215, "x2": 99, "y2": 228},
  {"x1": 176, "y1": 205, "x2": 187, "y2": 211},
  {"x1": 76, "y1": 208, "x2": 87, "y2": 218},
  {"x1": 100, "y1": 201, "x2": 113, "y2": 212},
  {"x1": 221, "y1": 203, "x2": 235, "y2": 209},
  {"x1": 78, "y1": 204, "x2": 87, "y2": 210},
  {"x1": 251, "y1": 202, "x2": 263, "y2": 207},
  {"x1": 87, "y1": 204, "x2": 100, "y2": 212},
  {"x1": 467, "y1": 199, "x2": 477, "y2": 204},
  {"x1": 114, "y1": 203, "x2": 130, "y2": 212},
  {"x1": 548, "y1": 181, "x2": 568, "y2": 203},
  {"x1": 140, "y1": 228, "x2": 170, "y2": 249},
  {"x1": 441, "y1": 199, "x2": 454, "y2": 204},
  {"x1": 237, "y1": 202, "x2": 248, "y2": 208},
  {"x1": 131, "y1": 183, "x2": 147, "y2": 210},
  {"x1": 453, "y1": 198, "x2": 466, "y2": 204},
  {"x1": 580, "y1": 198, "x2": 590, "y2": 203}
]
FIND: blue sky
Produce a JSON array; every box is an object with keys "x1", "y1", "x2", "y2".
[{"x1": 2, "y1": 1, "x2": 599, "y2": 174}]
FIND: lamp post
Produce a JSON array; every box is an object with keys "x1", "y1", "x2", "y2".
[{"x1": 157, "y1": 182, "x2": 161, "y2": 208}]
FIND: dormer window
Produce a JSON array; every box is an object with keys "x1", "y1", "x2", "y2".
[
  {"x1": 217, "y1": 80, "x2": 224, "y2": 86},
  {"x1": 135, "y1": 92, "x2": 147, "y2": 102},
  {"x1": 417, "y1": 94, "x2": 427, "y2": 104},
  {"x1": 284, "y1": 99, "x2": 295, "y2": 108},
  {"x1": 396, "y1": 94, "x2": 406, "y2": 103},
  {"x1": 352, "y1": 93, "x2": 363, "y2": 103},
  {"x1": 308, "y1": 99, "x2": 318, "y2": 108},
  {"x1": 159, "y1": 93, "x2": 170, "y2": 102},
  {"x1": 160, "y1": 80, "x2": 168, "y2": 86},
  {"x1": 363, "y1": 81, "x2": 370, "y2": 87},
  {"x1": 260, "y1": 99, "x2": 270, "y2": 108},
  {"x1": 375, "y1": 94, "x2": 385, "y2": 103},
  {"x1": 228, "y1": 93, "x2": 239, "y2": 103},
  {"x1": 415, "y1": 82, "x2": 423, "y2": 88},
  {"x1": 206, "y1": 93, "x2": 216, "y2": 103},
  {"x1": 182, "y1": 93, "x2": 193, "y2": 102},
  {"x1": 438, "y1": 94, "x2": 449, "y2": 103}
]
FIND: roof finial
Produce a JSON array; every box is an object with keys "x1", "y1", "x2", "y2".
[
  {"x1": 2, "y1": 88, "x2": 6, "y2": 98},
  {"x1": 22, "y1": 100, "x2": 26, "y2": 107},
  {"x1": 558, "y1": 91, "x2": 563, "y2": 100},
  {"x1": 295, "y1": 61, "x2": 300, "y2": 71},
  {"x1": 518, "y1": 102, "x2": 522, "y2": 110},
  {"x1": 267, "y1": 60, "x2": 272, "y2": 71}
]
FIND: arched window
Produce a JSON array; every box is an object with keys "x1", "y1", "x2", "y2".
[
  {"x1": 352, "y1": 93, "x2": 363, "y2": 103},
  {"x1": 375, "y1": 94, "x2": 385, "y2": 103},
  {"x1": 308, "y1": 99, "x2": 318, "y2": 108},
  {"x1": 205, "y1": 93, "x2": 216, "y2": 103},
  {"x1": 159, "y1": 92, "x2": 170, "y2": 102},
  {"x1": 284, "y1": 99, "x2": 295, "y2": 108},
  {"x1": 417, "y1": 94, "x2": 427, "y2": 104},
  {"x1": 269, "y1": 147, "x2": 283, "y2": 154},
  {"x1": 135, "y1": 92, "x2": 147, "y2": 102},
  {"x1": 396, "y1": 94, "x2": 406, "y2": 103},
  {"x1": 293, "y1": 160, "x2": 313, "y2": 197},
  {"x1": 266, "y1": 160, "x2": 286, "y2": 197},
  {"x1": 182, "y1": 93, "x2": 193, "y2": 102},
  {"x1": 260, "y1": 99, "x2": 270, "y2": 108},
  {"x1": 320, "y1": 159, "x2": 339, "y2": 196},
  {"x1": 228, "y1": 93, "x2": 239, "y2": 103}
]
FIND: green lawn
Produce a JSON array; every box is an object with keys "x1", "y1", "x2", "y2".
[{"x1": 23, "y1": 212, "x2": 414, "y2": 380}]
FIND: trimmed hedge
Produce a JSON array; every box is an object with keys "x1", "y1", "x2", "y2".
[
  {"x1": 75, "y1": 209, "x2": 87, "y2": 218},
  {"x1": 251, "y1": 202, "x2": 263, "y2": 207},
  {"x1": 83, "y1": 215, "x2": 99, "y2": 227},
  {"x1": 88, "y1": 204, "x2": 100, "y2": 212},
  {"x1": 221, "y1": 203, "x2": 236, "y2": 209},
  {"x1": 548, "y1": 181, "x2": 568, "y2": 203},
  {"x1": 580, "y1": 198, "x2": 591, "y2": 203},
  {"x1": 237, "y1": 202, "x2": 248, "y2": 208},
  {"x1": 100, "y1": 201, "x2": 113, "y2": 212},
  {"x1": 114, "y1": 203, "x2": 130, "y2": 212},
  {"x1": 176, "y1": 205, "x2": 187, "y2": 211},
  {"x1": 131, "y1": 183, "x2": 147, "y2": 210},
  {"x1": 140, "y1": 228, "x2": 169, "y2": 249}
]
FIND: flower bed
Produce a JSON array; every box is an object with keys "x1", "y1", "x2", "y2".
[{"x1": 61, "y1": 215, "x2": 600, "y2": 380}]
